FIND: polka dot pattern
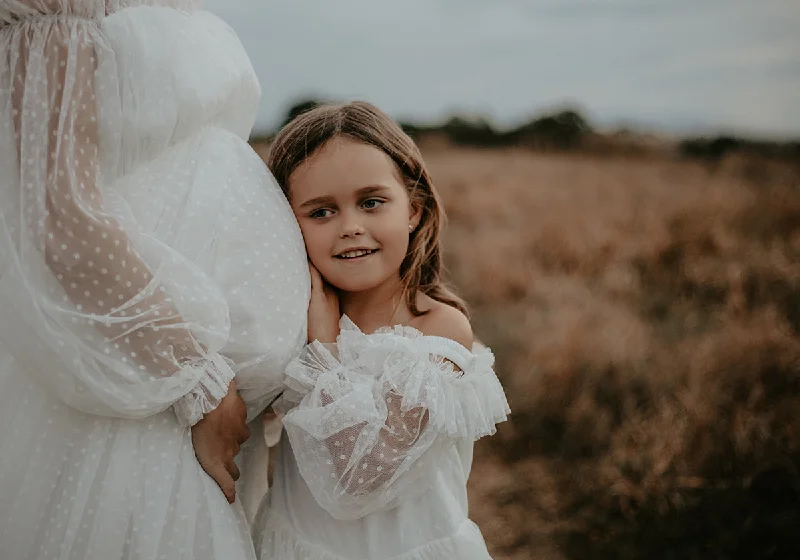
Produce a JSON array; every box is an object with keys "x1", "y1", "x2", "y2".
[
  {"x1": 255, "y1": 319, "x2": 510, "y2": 560},
  {"x1": 0, "y1": 2, "x2": 308, "y2": 559}
]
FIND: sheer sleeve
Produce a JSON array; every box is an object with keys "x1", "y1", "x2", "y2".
[
  {"x1": 276, "y1": 317, "x2": 510, "y2": 520},
  {"x1": 0, "y1": 4, "x2": 237, "y2": 425}
]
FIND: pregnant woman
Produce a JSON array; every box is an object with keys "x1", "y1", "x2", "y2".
[{"x1": 0, "y1": 1, "x2": 308, "y2": 559}]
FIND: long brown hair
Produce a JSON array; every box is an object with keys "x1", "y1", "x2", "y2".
[{"x1": 268, "y1": 101, "x2": 468, "y2": 317}]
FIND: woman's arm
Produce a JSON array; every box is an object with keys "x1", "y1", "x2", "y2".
[
  {"x1": 3, "y1": 5, "x2": 251, "y2": 501},
  {"x1": 6, "y1": 11, "x2": 230, "y2": 424}
]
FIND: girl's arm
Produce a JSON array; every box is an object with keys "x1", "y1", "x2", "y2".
[
  {"x1": 277, "y1": 317, "x2": 510, "y2": 520},
  {"x1": 316, "y1": 305, "x2": 470, "y2": 495}
]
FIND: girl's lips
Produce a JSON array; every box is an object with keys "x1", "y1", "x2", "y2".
[{"x1": 334, "y1": 248, "x2": 379, "y2": 260}]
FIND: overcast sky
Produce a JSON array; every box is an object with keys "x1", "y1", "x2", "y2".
[{"x1": 204, "y1": 0, "x2": 800, "y2": 139}]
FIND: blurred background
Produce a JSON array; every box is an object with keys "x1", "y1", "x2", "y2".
[{"x1": 207, "y1": 1, "x2": 800, "y2": 558}]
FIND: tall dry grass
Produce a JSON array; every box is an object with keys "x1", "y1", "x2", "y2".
[{"x1": 426, "y1": 148, "x2": 800, "y2": 560}]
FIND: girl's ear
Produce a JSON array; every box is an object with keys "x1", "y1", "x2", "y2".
[{"x1": 408, "y1": 198, "x2": 423, "y2": 232}]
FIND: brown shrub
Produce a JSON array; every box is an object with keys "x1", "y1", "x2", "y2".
[{"x1": 427, "y1": 148, "x2": 800, "y2": 559}]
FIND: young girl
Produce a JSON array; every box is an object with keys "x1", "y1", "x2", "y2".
[{"x1": 255, "y1": 101, "x2": 510, "y2": 560}]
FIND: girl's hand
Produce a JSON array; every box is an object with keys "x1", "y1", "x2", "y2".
[
  {"x1": 308, "y1": 262, "x2": 341, "y2": 344},
  {"x1": 191, "y1": 379, "x2": 250, "y2": 503}
]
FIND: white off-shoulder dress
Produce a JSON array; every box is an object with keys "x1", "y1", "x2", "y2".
[
  {"x1": 255, "y1": 317, "x2": 510, "y2": 560},
  {"x1": 0, "y1": 2, "x2": 308, "y2": 559}
]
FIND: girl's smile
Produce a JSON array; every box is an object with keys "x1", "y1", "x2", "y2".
[{"x1": 334, "y1": 247, "x2": 379, "y2": 260}]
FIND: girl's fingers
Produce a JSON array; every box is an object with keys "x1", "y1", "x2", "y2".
[
  {"x1": 207, "y1": 462, "x2": 236, "y2": 504},
  {"x1": 308, "y1": 261, "x2": 323, "y2": 292},
  {"x1": 226, "y1": 458, "x2": 241, "y2": 482}
]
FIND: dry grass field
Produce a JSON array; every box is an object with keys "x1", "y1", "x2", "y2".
[{"x1": 253, "y1": 141, "x2": 800, "y2": 560}]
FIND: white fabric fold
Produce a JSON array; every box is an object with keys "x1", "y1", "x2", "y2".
[{"x1": 277, "y1": 315, "x2": 510, "y2": 520}]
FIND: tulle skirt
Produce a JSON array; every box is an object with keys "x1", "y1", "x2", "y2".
[{"x1": 0, "y1": 350, "x2": 257, "y2": 559}]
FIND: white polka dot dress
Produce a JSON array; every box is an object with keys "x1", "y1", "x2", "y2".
[
  {"x1": 255, "y1": 317, "x2": 510, "y2": 560},
  {"x1": 0, "y1": 2, "x2": 309, "y2": 559}
]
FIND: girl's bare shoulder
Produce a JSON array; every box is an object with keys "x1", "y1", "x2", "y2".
[{"x1": 410, "y1": 294, "x2": 473, "y2": 350}]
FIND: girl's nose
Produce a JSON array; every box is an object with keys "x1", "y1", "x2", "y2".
[
  {"x1": 340, "y1": 215, "x2": 365, "y2": 238},
  {"x1": 341, "y1": 223, "x2": 365, "y2": 238}
]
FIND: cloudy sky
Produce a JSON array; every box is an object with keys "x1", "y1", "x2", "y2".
[{"x1": 203, "y1": 0, "x2": 800, "y2": 139}]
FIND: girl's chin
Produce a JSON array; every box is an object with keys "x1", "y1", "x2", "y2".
[
  {"x1": 326, "y1": 274, "x2": 398, "y2": 295},
  {"x1": 328, "y1": 279, "x2": 381, "y2": 293}
]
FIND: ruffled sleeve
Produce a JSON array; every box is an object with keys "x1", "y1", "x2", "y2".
[
  {"x1": 277, "y1": 317, "x2": 510, "y2": 520},
  {"x1": 0, "y1": 2, "x2": 236, "y2": 425}
]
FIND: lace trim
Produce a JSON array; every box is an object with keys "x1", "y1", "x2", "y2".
[
  {"x1": 341, "y1": 315, "x2": 475, "y2": 372},
  {"x1": 172, "y1": 352, "x2": 235, "y2": 426},
  {"x1": 280, "y1": 316, "x2": 510, "y2": 440}
]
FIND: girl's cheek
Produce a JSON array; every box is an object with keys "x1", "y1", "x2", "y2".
[{"x1": 297, "y1": 221, "x2": 315, "y2": 244}]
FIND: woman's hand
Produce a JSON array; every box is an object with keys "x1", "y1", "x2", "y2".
[
  {"x1": 191, "y1": 379, "x2": 250, "y2": 503},
  {"x1": 307, "y1": 262, "x2": 341, "y2": 344}
]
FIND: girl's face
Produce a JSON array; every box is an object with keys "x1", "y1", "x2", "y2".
[{"x1": 288, "y1": 137, "x2": 420, "y2": 294}]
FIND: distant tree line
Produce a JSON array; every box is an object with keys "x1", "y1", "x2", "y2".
[
  {"x1": 678, "y1": 136, "x2": 800, "y2": 162},
  {"x1": 401, "y1": 110, "x2": 593, "y2": 151},
  {"x1": 257, "y1": 98, "x2": 800, "y2": 163}
]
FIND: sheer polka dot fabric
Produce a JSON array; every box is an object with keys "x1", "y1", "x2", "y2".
[
  {"x1": 0, "y1": 2, "x2": 308, "y2": 558},
  {"x1": 274, "y1": 316, "x2": 510, "y2": 521},
  {"x1": 257, "y1": 317, "x2": 510, "y2": 559}
]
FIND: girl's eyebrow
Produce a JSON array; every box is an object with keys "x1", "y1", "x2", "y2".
[
  {"x1": 298, "y1": 195, "x2": 335, "y2": 209},
  {"x1": 356, "y1": 185, "x2": 391, "y2": 196},
  {"x1": 297, "y1": 185, "x2": 391, "y2": 209}
]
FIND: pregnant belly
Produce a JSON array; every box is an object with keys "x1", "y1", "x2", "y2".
[
  {"x1": 110, "y1": 127, "x2": 309, "y2": 414},
  {"x1": 102, "y1": 5, "x2": 262, "y2": 171}
]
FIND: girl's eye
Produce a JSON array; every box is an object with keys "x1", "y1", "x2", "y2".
[
  {"x1": 309, "y1": 208, "x2": 333, "y2": 219},
  {"x1": 362, "y1": 198, "x2": 384, "y2": 210}
]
